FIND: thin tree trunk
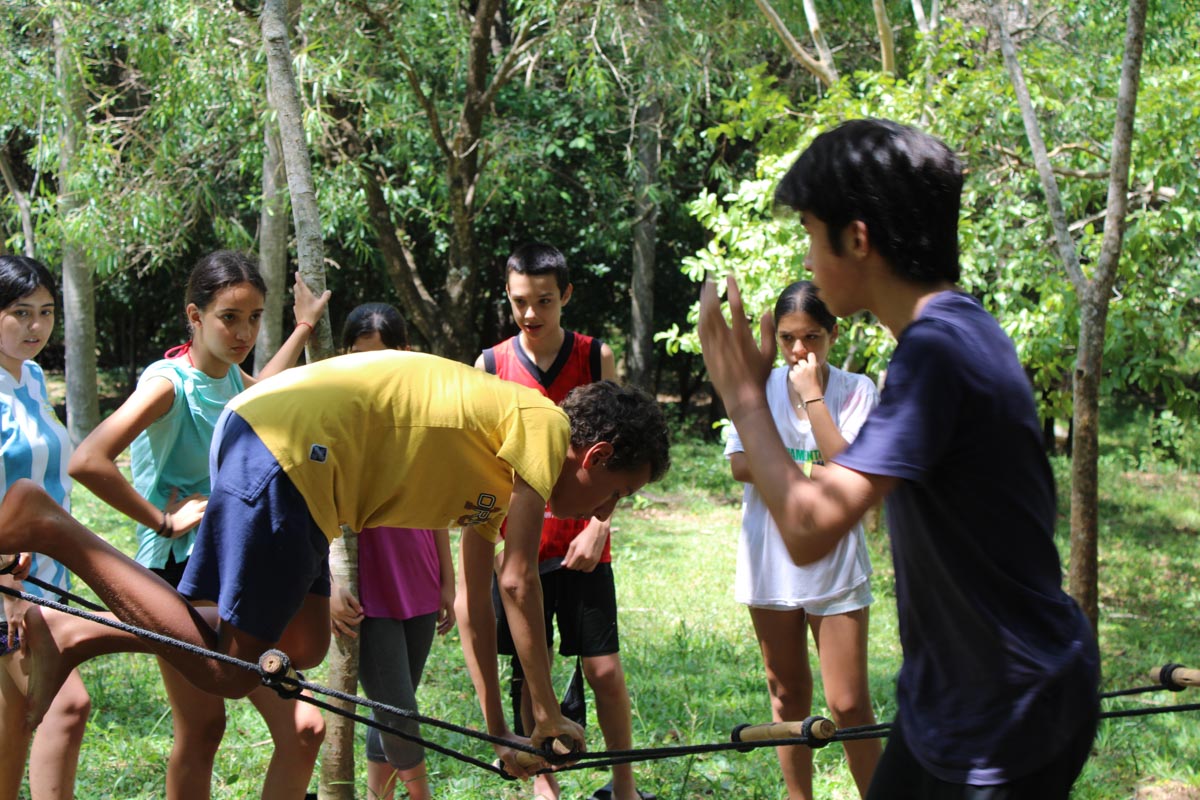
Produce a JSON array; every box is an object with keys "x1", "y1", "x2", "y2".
[
  {"x1": 0, "y1": 144, "x2": 35, "y2": 257},
  {"x1": 627, "y1": 97, "x2": 660, "y2": 390},
  {"x1": 260, "y1": 2, "x2": 347, "y2": 796},
  {"x1": 53, "y1": 15, "x2": 99, "y2": 443},
  {"x1": 993, "y1": 0, "x2": 1148, "y2": 629},
  {"x1": 873, "y1": 0, "x2": 895, "y2": 74},
  {"x1": 324, "y1": 529, "x2": 360, "y2": 800},
  {"x1": 261, "y1": 0, "x2": 332, "y2": 359},
  {"x1": 255, "y1": 115, "x2": 289, "y2": 372}
]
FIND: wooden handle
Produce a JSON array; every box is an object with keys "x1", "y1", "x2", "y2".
[
  {"x1": 1152, "y1": 664, "x2": 1200, "y2": 690},
  {"x1": 497, "y1": 735, "x2": 582, "y2": 778},
  {"x1": 732, "y1": 716, "x2": 836, "y2": 744},
  {"x1": 259, "y1": 649, "x2": 293, "y2": 677}
]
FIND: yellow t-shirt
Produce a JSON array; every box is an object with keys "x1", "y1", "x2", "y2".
[{"x1": 228, "y1": 350, "x2": 569, "y2": 543}]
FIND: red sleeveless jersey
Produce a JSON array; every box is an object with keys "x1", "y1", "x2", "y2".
[{"x1": 484, "y1": 331, "x2": 609, "y2": 563}]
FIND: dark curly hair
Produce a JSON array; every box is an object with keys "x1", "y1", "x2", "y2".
[{"x1": 561, "y1": 380, "x2": 671, "y2": 483}]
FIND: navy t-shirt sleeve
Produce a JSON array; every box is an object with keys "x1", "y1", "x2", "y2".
[{"x1": 835, "y1": 319, "x2": 963, "y2": 481}]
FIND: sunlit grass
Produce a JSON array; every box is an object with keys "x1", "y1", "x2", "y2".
[{"x1": 33, "y1": 421, "x2": 1200, "y2": 798}]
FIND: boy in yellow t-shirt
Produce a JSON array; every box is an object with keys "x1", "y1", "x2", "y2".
[{"x1": 0, "y1": 350, "x2": 670, "y2": 779}]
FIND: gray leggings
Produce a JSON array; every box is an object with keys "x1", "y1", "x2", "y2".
[{"x1": 359, "y1": 613, "x2": 437, "y2": 770}]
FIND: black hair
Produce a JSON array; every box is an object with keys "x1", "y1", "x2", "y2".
[
  {"x1": 774, "y1": 280, "x2": 836, "y2": 332},
  {"x1": 561, "y1": 380, "x2": 671, "y2": 483},
  {"x1": 341, "y1": 302, "x2": 409, "y2": 351},
  {"x1": 186, "y1": 250, "x2": 268, "y2": 312},
  {"x1": 774, "y1": 118, "x2": 963, "y2": 284},
  {"x1": 0, "y1": 255, "x2": 58, "y2": 310},
  {"x1": 506, "y1": 242, "x2": 570, "y2": 294}
]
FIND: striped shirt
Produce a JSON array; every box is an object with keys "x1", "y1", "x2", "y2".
[{"x1": 0, "y1": 360, "x2": 72, "y2": 616}]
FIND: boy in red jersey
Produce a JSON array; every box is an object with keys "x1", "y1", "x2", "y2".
[{"x1": 476, "y1": 243, "x2": 650, "y2": 800}]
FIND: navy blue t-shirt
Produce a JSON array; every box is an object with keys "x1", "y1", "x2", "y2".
[{"x1": 835, "y1": 292, "x2": 1099, "y2": 784}]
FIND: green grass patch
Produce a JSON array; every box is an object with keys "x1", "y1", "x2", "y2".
[{"x1": 24, "y1": 429, "x2": 1200, "y2": 798}]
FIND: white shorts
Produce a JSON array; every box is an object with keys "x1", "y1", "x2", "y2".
[{"x1": 749, "y1": 579, "x2": 874, "y2": 617}]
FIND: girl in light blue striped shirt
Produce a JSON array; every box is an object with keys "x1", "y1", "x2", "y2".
[{"x1": 0, "y1": 254, "x2": 91, "y2": 800}]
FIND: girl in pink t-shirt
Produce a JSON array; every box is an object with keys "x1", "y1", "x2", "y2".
[{"x1": 329, "y1": 304, "x2": 455, "y2": 800}]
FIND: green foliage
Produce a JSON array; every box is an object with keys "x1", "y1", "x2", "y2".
[{"x1": 670, "y1": 8, "x2": 1200, "y2": 418}]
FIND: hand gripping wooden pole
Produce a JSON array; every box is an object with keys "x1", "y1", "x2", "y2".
[
  {"x1": 496, "y1": 734, "x2": 581, "y2": 779},
  {"x1": 731, "y1": 715, "x2": 837, "y2": 751},
  {"x1": 1151, "y1": 663, "x2": 1200, "y2": 691}
]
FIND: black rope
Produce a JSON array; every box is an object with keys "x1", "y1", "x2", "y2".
[
  {"x1": 5, "y1": 581, "x2": 1200, "y2": 779},
  {"x1": 19, "y1": 574, "x2": 105, "y2": 611},
  {"x1": 0, "y1": 583, "x2": 583, "y2": 768}
]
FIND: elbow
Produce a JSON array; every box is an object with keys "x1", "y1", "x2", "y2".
[
  {"x1": 67, "y1": 451, "x2": 99, "y2": 484},
  {"x1": 781, "y1": 519, "x2": 847, "y2": 566}
]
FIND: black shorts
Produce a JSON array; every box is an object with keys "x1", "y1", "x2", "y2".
[
  {"x1": 151, "y1": 550, "x2": 189, "y2": 589},
  {"x1": 495, "y1": 563, "x2": 619, "y2": 658}
]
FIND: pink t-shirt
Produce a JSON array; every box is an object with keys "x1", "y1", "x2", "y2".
[{"x1": 357, "y1": 527, "x2": 442, "y2": 621}]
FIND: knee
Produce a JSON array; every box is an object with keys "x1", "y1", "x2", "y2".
[
  {"x1": 293, "y1": 707, "x2": 326, "y2": 756},
  {"x1": 825, "y1": 691, "x2": 875, "y2": 727},
  {"x1": 51, "y1": 686, "x2": 92, "y2": 737},
  {"x1": 766, "y1": 676, "x2": 812, "y2": 717},
  {"x1": 381, "y1": 730, "x2": 424, "y2": 772},
  {"x1": 582, "y1": 656, "x2": 626, "y2": 697}
]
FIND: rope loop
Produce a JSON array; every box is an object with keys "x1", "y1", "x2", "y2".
[{"x1": 1158, "y1": 663, "x2": 1187, "y2": 692}]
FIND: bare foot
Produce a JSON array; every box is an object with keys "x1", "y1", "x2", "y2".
[
  {"x1": 15, "y1": 606, "x2": 73, "y2": 731},
  {"x1": 0, "y1": 479, "x2": 69, "y2": 556}
]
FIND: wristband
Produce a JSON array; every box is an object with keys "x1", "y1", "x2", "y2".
[
  {"x1": 157, "y1": 512, "x2": 171, "y2": 538},
  {"x1": 295, "y1": 321, "x2": 314, "y2": 333},
  {"x1": 799, "y1": 396, "x2": 824, "y2": 410}
]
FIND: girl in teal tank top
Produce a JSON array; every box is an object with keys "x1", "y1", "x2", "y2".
[{"x1": 69, "y1": 251, "x2": 331, "y2": 800}]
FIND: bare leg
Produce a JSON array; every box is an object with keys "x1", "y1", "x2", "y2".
[
  {"x1": 158, "y1": 658, "x2": 225, "y2": 800},
  {"x1": 0, "y1": 652, "x2": 35, "y2": 800},
  {"x1": 810, "y1": 608, "x2": 880, "y2": 798},
  {"x1": 750, "y1": 606, "x2": 814, "y2": 800},
  {"x1": 249, "y1": 686, "x2": 325, "y2": 800},
  {"x1": 366, "y1": 759, "x2": 397, "y2": 800},
  {"x1": 27, "y1": 668, "x2": 90, "y2": 799},
  {"x1": 367, "y1": 760, "x2": 434, "y2": 800},
  {"x1": 0, "y1": 480, "x2": 326, "y2": 715},
  {"x1": 583, "y1": 653, "x2": 639, "y2": 800}
]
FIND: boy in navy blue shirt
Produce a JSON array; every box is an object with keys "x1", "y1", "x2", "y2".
[{"x1": 698, "y1": 118, "x2": 1099, "y2": 798}]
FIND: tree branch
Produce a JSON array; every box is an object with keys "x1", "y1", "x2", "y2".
[
  {"x1": 754, "y1": 0, "x2": 837, "y2": 87},
  {"x1": 991, "y1": 5, "x2": 1085, "y2": 289},
  {"x1": 873, "y1": 0, "x2": 896, "y2": 75},
  {"x1": 0, "y1": 142, "x2": 35, "y2": 257},
  {"x1": 1093, "y1": 0, "x2": 1148, "y2": 293}
]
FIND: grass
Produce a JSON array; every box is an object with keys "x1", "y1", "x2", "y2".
[{"x1": 20, "y1": 405, "x2": 1200, "y2": 799}]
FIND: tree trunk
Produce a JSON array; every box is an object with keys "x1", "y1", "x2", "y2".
[
  {"x1": 627, "y1": 97, "x2": 661, "y2": 390},
  {"x1": 1067, "y1": 289, "x2": 1104, "y2": 627},
  {"x1": 261, "y1": 0, "x2": 332, "y2": 360},
  {"x1": 53, "y1": 15, "x2": 99, "y2": 443},
  {"x1": 255, "y1": 108, "x2": 290, "y2": 371},
  {"x1": 260, "y1": 2, "x2": 347, "y2": 795},
  {"x1": 994, "y1": 0, "x2": 1147, "y2": 630},
  {"x1": 324, "y1": 529, "x2": 360, "y2": 800}
]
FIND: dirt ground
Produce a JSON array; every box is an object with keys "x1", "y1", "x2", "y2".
[{"x1": 1136, "y1": 782, "x2": 1200, "y2": 800}]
